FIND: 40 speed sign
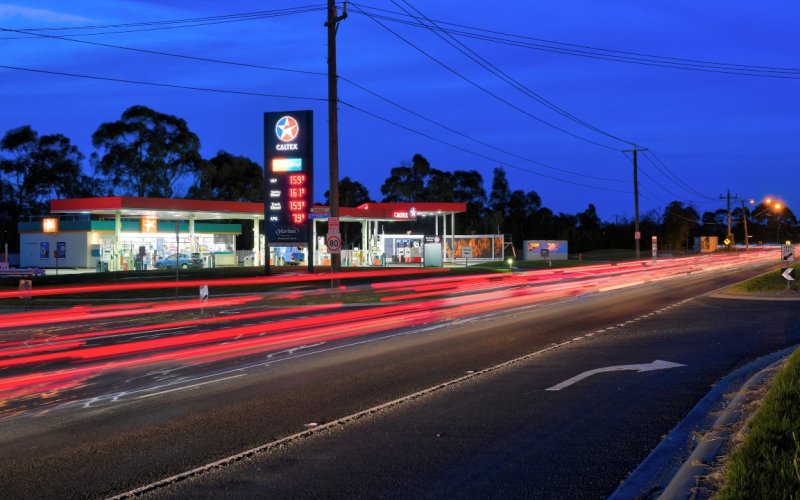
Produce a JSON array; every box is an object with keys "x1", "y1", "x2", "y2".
[{"x1": 326, "y1": 233, "x2": 342, "y2": 254}]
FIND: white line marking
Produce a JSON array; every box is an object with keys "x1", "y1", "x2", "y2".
[
  {"x1": 137, "y1": 374, "x2": 246, "y2": 399},
  {"x1": 546, "y1": 360, "x2": 686, "y2": 391}
]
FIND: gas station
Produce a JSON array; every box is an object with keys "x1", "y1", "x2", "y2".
[
  {"x1": 17, "y1": 197, "x2": 506, "y2": 271},
  {"x1": 15, "y1": 110, "x2": 505, "y2": 271}
]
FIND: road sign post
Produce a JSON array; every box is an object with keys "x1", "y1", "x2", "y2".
[
  {"x1": 651, "y1": 236, "x2": 657, "y2": 264},
  {"x1": 18, "y1": 279, "x2": 32, "y2": 311},
  {"x1": 328, "y1": 217, "x2": 340, "y2": 235},
  {"x1": 199, "y1": 284, "x2": 209, "y2": 315},
  {"x1": 780, "y1": 244, "x2": 795, "y2": 290},
  {"x1": 462, "y1": 246, "x2": 473, "y2": 267},
  {"x1": 326, "y1": 233, "x2": 341, "y2": 254}
]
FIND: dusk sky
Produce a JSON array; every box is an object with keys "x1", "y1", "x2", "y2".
[{"x1": 1, "y1": 1, "x2": 797, "y2": 221}]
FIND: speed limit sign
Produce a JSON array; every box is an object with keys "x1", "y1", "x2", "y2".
[{"x1": 326, "y1": 233, "x2": 342, "y2": 254}]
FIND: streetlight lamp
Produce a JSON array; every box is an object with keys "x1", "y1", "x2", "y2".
[{"x1": 760, "y1": 197, "x2": 786, "y2": 245}]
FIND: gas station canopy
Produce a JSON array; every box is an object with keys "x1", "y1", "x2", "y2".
[
  {"x1": 50, "y1": 197, "x2": 263, "y2": 220},
  {"x1": 49, "y1": 198, "x2": 466, "y2": 223}
]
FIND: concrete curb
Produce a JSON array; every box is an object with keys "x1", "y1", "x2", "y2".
[{"x1": 610, "y1": 344, "x2": 799, "y2": 500}]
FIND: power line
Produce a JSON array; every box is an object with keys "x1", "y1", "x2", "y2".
[
  {"x1": 340, "y1": 100, "x2": 630, "y2": 194},
  {"x1": 0, "y1": 27, "x2": 327, "y2": 77},
  {"x1": 0, "y1": 64, "x2": 327, "y2": 101},
  {"x1": 350, "y1": 3, "x2": 800, "y2": 79},
  {"x1": 340, "y1": 75, "x2": 625, "y2": 183},
  {"x1": 640, "y1": 151, "x2": 716, "y2": 201},
  {"x1": 349, "y1": 2, "x2": 622, "y2": 151},
  {"x1": 2, "y1": 24, "x2": 625, "y2": 184},
  {"x1": 643, "y1": 150, "x2": 716, "y2": 201},
  {"x1": 0, "y1": 6, "x2": 327, "y2": 40},
  {"x1": 390, "y1": 0, "x2": 634, "y2": 146}
]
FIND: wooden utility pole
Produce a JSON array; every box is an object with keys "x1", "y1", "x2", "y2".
[
  {"x1": 719, "y1": 190, "x2": 739, "y2": 249},
  {"x1": 740, "y1": 199, "x2": 750, "y2": 251},
  {"x1": 326, "y1": 0, "x2": 346, "y2": 272},
  {"x1": 623, "y1": 146, "x2": 647, "y2": 259}
]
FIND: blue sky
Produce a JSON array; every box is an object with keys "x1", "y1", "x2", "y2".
[{"x1": 1, "y1": 1, "x2": 798, "y2": 221}]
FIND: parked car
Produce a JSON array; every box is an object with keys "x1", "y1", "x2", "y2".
[
  {"x1": 154, "y1": 253, "x2": 203, "y2": 270},
  {"x1": 285, "y1": 251, "x2": 305, "y2": 266}
]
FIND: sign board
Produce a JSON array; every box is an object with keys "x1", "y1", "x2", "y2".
[
  {"x1": 782, "y1": 267, "x2": 795, "y2": 281},
  {"x1": 723, "y1": 238, "x2": 731, "y2": 246},
  {"x1": 651, "y1": 235, "x2": 657, "y2": 259},
  {"x1": 326, "y1": 234, "x2": 342, "y2": 254},
  {"x1": 523, "y1": 240, "x2": 568, "y2": 261},
  {"x1": 781, "y1": 244, "x2": 795, "y2": 262},
  {"x1": 55, "y1": 241, "x2": 66, "y2": 259},
  {"x1": 634, "y1": 231, "x2": 641, "y2": 240},
  {"x1": 199, "y1": 284, "x2": 209, "y2": 302},
  {"x1": 328, "y1": 217, "x2": 340, "y2": 235},
  {"x1": 462, "y1": 246, "x2": 473, "y2": 258},
  {"x1": 423, "y1": 235, "x2": 444, "y2": 267},
  {"x1": 264, "y1": 111, "x2": 313, "y2": 246},
  {"x1": 392, "y1": 207, "x2": 417, "y2": 220}
]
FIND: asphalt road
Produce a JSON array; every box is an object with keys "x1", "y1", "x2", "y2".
[{"x1": 0, "y1": 259, "x2": 796, "y2": 498}]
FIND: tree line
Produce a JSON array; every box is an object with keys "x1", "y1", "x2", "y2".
[{"x1": 1, "y1": 105, "x2": 797, "y2": 254}]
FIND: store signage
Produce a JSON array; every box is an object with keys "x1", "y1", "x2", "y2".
[
  {"x1": 42, "y1": 217, "x2": 58, "y2": 233},
  {"x1": 393, "y1": 207, "x2": 417, "y2": 220},
  {"x1": 141, "y1": 216, "x2": 158, "y2": 233},
  {"x1": 264, "y1": 110, "x2": 313, "y2": 246}
]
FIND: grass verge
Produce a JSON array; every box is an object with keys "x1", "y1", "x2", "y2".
[
  {"x1": 717, "y1": 348, "x2": 800, "y2": 498},
  {"x1": 727, "y1": 263, "x2": 800, "y2": 294}
]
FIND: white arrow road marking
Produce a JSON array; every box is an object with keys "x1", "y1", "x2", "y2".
[
  {"x1": 546, "y1": 360, "x2": 686, "y2": 391},
  {"x1": 782, "y1": 267, "x2": 795, "y2": 281}
]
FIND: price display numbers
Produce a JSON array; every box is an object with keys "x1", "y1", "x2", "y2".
[{"x1": 287, "y1": 174, "x2": 307, "y2": 224}]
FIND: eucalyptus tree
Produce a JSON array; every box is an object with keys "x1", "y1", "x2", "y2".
[{"x1": 92, "y1": 105, "x2": 201, "y2": 198}]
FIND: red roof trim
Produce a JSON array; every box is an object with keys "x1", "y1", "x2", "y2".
[
  {"x1": 51, "y1": 197, "x2": 262, "y2": 214},
  {"x1": 49, "y1": 198, "x2": 466, "y2": 219}
]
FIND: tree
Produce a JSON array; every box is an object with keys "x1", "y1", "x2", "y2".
[
  {"x1": 662, "y1": 201, "x2": 699, "y2": 252},
  {"x1": 324, "y1": 177, "x2": 372, "y2": 250},
  {"x1": 573, "y1": 203, "x2": 603, "y2": 252},
  {"x1": 1, "y1": 125, "x2": 97, "y2": 217},
  {"x1": 187, "y1": 151, "x2": 263, "y2": 202},
  {"x1": 507, "y1": 190, "x2": 542, "y2": 247},
  {"x1": 451, "y1": 169, "x2": 486, "y2": 233},
  {"x1": 424, "y1": 168, "x2": 455, "y2": 202},
  {"x1": 92, "y1": 105, "x2": 202, "y2": 198},
  {"x1": 325, "y1": 176, "x2": 371, "y2": 208},
  {"x1": 488, "y1": 167, "x2": 511, "y2": 233},
  {"x1": 380, "y1": 154, "x2": 431, "y2": 202}
]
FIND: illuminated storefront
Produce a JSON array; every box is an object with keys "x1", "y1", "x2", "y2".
[
  {"x1": 18, "y1": 197, "x2": 503, "y2": 270},
  {"x1": 19, "y1": 197, "x2": 255, "y2": 270}
]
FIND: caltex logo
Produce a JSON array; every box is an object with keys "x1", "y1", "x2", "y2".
[{"x1": 275, "y1": 116, "x2": 299, "y2": 142}]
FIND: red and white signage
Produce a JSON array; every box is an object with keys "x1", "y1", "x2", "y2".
[
  {"x1": 328, "y1": 217, "x2": 340, "y2": 235},
  {"x1": 326, "y1": 233, "x2": 341, "y2": 254}
]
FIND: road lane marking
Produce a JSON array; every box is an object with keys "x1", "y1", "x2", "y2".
[
  {"x1": 137, "y1": 374, "x2": 246, "y2": 399},
  {"x1": 545, "y1": 360, "x2": 686, "y2": 391},
  {"x1": 109, "y1": 284, "x2": 728, "y2": 497}
]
